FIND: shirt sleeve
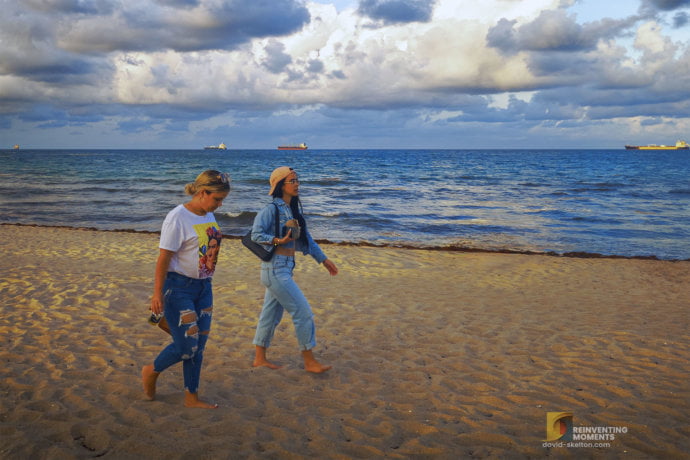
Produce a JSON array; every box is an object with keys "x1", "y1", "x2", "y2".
[
  {"x1": 251, "y1": 203, "x2": 277, "y2": 247},
  {"x1": 298, "y1": 227, "x2": 327, "y2": 264},
  {"x1": 159, "y1": 210, "x2": 184, "y2": 252}
]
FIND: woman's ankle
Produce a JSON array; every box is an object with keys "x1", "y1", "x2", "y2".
[{"x1": 184, "y1": 390, "x2": 218, "y2": 409}]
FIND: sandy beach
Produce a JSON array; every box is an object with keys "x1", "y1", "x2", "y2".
[{"x1": 1, "y1": 224, "x2": 688, "y2": 459}]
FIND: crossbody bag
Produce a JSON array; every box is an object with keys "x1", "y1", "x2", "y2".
[{"x1": 241, "y1": 203, "x2": 279, "y2": 261}]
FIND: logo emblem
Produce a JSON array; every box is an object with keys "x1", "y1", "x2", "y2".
[{"x1": 545, "y1": 412, "x2": 573, "y2": 441}]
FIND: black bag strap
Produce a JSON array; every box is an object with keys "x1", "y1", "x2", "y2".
[{"x1": 272, "y1": 203, "x2": 280, "y2": 238}]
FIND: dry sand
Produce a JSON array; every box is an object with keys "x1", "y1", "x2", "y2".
[{"x1": 1, "y1": 224, "x2": 689, "y2": 459}]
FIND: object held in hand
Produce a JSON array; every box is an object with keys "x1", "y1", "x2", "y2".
[
  {"x1": 285, "y1": 219, "x2": 301, "y2": 240},
  {"x1": 148, "y1": 313, "x2": 163, "y2": 325}
]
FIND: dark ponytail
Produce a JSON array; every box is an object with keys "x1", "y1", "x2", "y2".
[{"x1": 290, "y1": 198, "x2": 308, "y2": 246}]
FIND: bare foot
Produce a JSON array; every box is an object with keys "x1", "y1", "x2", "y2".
[
  {"x1": 302, "y1": 350, "x2": 331, "y2": 373},
  {"x1": 304, "y1": 361, "x2": 332, "y2": 373},
  {"x1": 141, "y1": 364, "x2": 159, "y2": 400},
  {"x1": 253, "y1": 345, "x2": 283, "y2": 369},
  {"x1": 252, "y1": 358, "x2": 283, "y2": 370},
  {"x1": 184, "y1": 391, "x2": 219, "y2": 409}
]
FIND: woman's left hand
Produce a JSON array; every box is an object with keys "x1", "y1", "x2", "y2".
[{"x1": 323, "y1": 259, "x2": 339, "y2": 276}]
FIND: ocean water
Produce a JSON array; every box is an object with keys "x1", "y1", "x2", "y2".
[{"x1": 1, "y1": 148, "x2": 689, "y2": 260}]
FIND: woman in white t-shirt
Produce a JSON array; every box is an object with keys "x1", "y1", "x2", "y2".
[{"x1": 142, "y1": 170, "x2": 230, "y2": 408}]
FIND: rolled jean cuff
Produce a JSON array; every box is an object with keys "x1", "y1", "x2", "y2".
[{"x1": 298, "y1": 343, "x2": 315, "y2": 351}]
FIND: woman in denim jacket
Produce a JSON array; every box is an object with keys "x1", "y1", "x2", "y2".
[{"x1": 251, "y1": 166, "x2": 338, "y2": 373}]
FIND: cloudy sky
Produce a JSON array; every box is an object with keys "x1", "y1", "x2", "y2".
[{"x1": 1, "y1": 0, "x2": 689, "y2": 149}]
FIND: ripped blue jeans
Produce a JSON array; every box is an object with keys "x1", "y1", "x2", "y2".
[
  {"x1": 253, "y1": 255, "x2": 316, "y2": 351},
  {"x1": 153, "y1": 272, "x2": 213, "y2": 394}
]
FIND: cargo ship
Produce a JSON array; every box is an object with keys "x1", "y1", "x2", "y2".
[
  {"x1": 204, "y1": 142, "x2": 227, "y2": 150},
  {"x1": 277, "y1": 143, "x2": 307, "y2": 150},
  {"x1": 625, "y1": 140, "x2": 688, "y2": 150}
]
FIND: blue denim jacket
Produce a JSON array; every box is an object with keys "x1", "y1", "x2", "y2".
[{"x1": 251, "y1": 198, "x2": 327, "y2": 264}]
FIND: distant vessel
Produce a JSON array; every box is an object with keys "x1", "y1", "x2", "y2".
[
  {"x1": 13, "y1": 144, "x2": 19, "y2": 150},
  {"x1": 625, "y1": 140, "x2": 688, "y2": 150},
  {"x1": 204, "y1": 142, "x2": 227, "y2": 150},
  {"x1": 277, "y1": 143, "x2": 308, "y2": 150}
]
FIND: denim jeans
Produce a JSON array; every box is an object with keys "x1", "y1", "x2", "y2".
[
  {"x1": 253, "y1": 255, "x2": 316, "y2": 351},
  {"x1": 154, "y1": 272, "x2": 213, "y2": 394}
]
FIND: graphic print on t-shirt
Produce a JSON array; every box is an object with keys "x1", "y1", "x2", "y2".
[{"x1": 195, "y1": 223, "x2": 222, "y2": 278}]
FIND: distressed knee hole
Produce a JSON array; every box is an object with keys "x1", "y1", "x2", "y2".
[
  {"x1": 201, "y1": 330, "x2": 210, "y2": 336},
  {"x1": 201, "y1": 306, "x2": 213, "y2": 317},
  {"x1": 186, "y1": 325, "x2": 199, "y2": 336},
  {"x1": 180, "y1": 310, "x2": 197, "y2": 325}
]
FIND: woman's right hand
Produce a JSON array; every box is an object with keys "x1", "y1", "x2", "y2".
[
  {"x1": 151, "y1": 293, "x2": 164, "y2": 315},
  {"x1": 275, "y1": 229, "x2": 293, "y2": 245},
  {"x1": 151, "y1": 249, "x2": 174, "y2": 315}
]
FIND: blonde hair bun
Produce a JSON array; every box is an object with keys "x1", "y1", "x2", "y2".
[{"x1": 185, "y1": 170, "x2": 231, "y2": 195}]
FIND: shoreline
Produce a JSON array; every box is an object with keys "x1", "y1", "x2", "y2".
[{"x1": 3, "y1": 222, "x2": 686, "y2": 261}]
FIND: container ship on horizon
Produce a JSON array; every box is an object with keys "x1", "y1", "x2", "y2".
[
  {"x1": 204, "y1": 142, "x2": 227, "y2": 150},
  {"x1": 277, "y1": 143, "x2": 308, "y2": 150},
  {"x1": 625, "y1": 140, "x2": 688, "y2": 150}
]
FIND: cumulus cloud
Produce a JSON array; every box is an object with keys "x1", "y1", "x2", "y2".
[
  {"x1": 672, "y1": 11, "x2": 689, "y2": 26},
  {"x1": 487, "y1": 10, "x2": 637, "y2": 54},
  {"x1": 21, "y1": 0, "x2": 310, "y2": 54},
  {"x1": 644, "y1": 0, "x2": 690, "y2": 11},
  {"x1": 358, "y1": 0, "x2": 437, "y2": 24},
  {"x1": 262, "y1": 40, "x2": 293, "y2": 74},
  {"x1": 153, "y1": 0, "x2": 200, "y2": 8},
  {"x1": 23, "y1": 0, "x2": 115, "y2": 15}
]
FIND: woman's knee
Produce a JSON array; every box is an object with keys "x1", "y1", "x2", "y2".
[
  {"x1": 292, "y1": 304, "x2": 314, "y2": 323},
  {"x1": 174, "y1": 309, "x2": 200, "y2": 358}
]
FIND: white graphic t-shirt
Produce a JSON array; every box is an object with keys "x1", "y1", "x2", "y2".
[{"x1": 159, "y1": 204, "x2": 222, "y2": 279}]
